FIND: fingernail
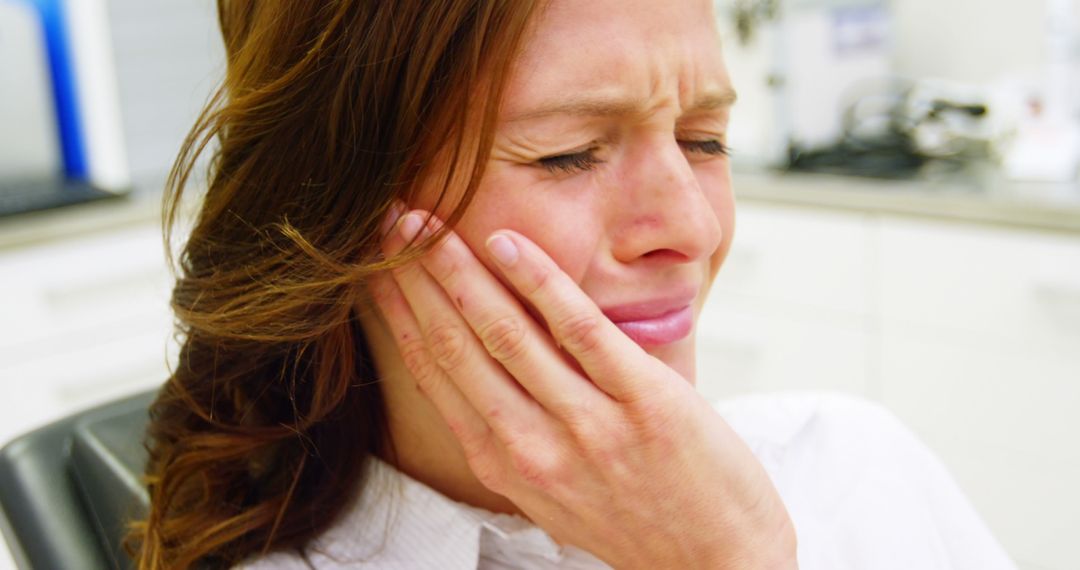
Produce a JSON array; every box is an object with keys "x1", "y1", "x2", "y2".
[
  {"x1": 399, "y1": 213, "x2": 423, "y2": 241},
  {"x1": 486, "y1": 233, "x2": 519, "y2": 267},
  {"x1": 380, "y1": 201, "x2": 405, "y2": 237}
]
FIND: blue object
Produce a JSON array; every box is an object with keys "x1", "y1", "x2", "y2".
[{"x1": 14, "y1": 0, "x2": 87, "y2": 179}]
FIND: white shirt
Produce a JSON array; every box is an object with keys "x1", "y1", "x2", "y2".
[{"x1": 235, "y1": 392, "x2": 1017, "y2": 569}]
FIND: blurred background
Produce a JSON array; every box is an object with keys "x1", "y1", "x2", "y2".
[{"x1": 0, "y1": 0, "x2": 1077, "y2": 569}]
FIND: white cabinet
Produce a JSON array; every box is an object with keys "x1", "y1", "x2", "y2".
[
  {"x1": 697, "y1": 203, "x2": 874, "y2": 401},
  {"x1": 698, "y1": 201, "x2": 1080, "y2": 570},
  {"x1": 0, "y1": 223, "x2": 173, "y2": 445},
  {"x1": 696, "y1": 301, "x2": 871, "y2": 402},
  {"x1": 876, "y1": 217, "x2": 1080, "y2": 570},
  {"x1": 878, "y1": 217, "x2": 1080, "y2": 345},
  {"x1": 713, "y1": 203, "x2": 874, "y2": 317},
  {"x1": 879, "y1": 320, "x2": 1080, "y2": 570}
]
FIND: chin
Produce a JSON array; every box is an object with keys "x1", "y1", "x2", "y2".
[{"x1": 644, "y1": 335, "x2": 697, "y2": 385}]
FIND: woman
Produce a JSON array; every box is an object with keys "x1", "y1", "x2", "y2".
[{"x1": 133, "y1": 1, "x2": 1017, "y2": 569}]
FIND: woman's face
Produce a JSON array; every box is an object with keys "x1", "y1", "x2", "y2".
[{"x1": 420, "y1": 0, "x2": 735, "y2": 384}]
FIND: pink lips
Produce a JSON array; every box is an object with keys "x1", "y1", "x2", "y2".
[{"x1": 602, "y1": 291, "x2": 697, "y2": 348}]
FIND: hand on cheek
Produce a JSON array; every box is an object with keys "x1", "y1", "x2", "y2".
[{"x1": 368, "y1": 208, "x2": 797, "y2": 570}]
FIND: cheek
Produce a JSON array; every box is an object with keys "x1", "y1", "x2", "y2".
[
  {"x1": 700, "y1": 166, "x2": 736, "y2": 284},
  {"x1": 454, "y1": 171, "x2": 604, "y2": 284}
]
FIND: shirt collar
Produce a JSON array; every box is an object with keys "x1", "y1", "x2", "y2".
[{"x1": 303, "y1": 457, "x2": 603, "y2": 568}]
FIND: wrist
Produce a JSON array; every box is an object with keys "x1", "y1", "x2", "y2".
[{"x1": 698, "y1": 511, "x2": 798, "y2": 570}]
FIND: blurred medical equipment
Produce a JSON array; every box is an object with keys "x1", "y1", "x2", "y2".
[
  {"x1": 787, "y1": 79, "x2": 992, "y2": 179},
  {"x1": 721, "y1": 0, "x2": 893, "y2": 169},
  {"x1": 0, "y1": 390, "x2": 152, "y2": 570},
  {"x1": 1000, "y1": 0, "x2": 1080, "y2": 182},
  {"x1": 0, "y1": 1, "x2": 59, "y2": 181},
  {"x1": 0, "y1": 0, "x2": 130, "y2": 216},
  {"x1": 722, "y1": 0, "x2": 1080, "y2": 185}
]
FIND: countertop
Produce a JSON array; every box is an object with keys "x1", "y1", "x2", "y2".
[
  {"x1": 0, "y1": 190, "x2": 164, "y2": 251},
  {"x1": 733, "y1": 169, "x2": 1080, "y2": 234}
]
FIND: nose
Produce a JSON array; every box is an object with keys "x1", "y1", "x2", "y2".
[{"x1": 608, "y1": 137, "x2": 724, "y2": 265}]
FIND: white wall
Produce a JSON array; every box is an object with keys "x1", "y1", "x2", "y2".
[
  {"x1": 105, "y1": 0, "x2": 222, "y2": 192},
  {"x1": 890, "y1": 0, "x2": 1060, "y2": 83}
]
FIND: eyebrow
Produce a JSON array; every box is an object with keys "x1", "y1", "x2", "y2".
[{"x1": 506, "y1": 87, "x2": 738, "y2": 122}]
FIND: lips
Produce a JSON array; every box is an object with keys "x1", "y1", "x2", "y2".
[{"x1": 601, "y1": 289, "x2": 697, "y2": 348}]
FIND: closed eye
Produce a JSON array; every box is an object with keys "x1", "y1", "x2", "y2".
[
  {"x1": 535, "y1": 139, "x2": 728, "y2": 175},
  {"x1": 537, "y1": 148, "x2": 602, "y2": 174},
  {"x1": 679, "y1": 139, "x2": 730, "y2": 156}
]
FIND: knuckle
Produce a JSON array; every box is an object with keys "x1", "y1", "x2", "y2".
[
  {"x1": 554, "y1": 311, "x2": 603, "y2": 354},
  {"x1": 481, "y1": 405, "x2": 518, "y2": 446},
  {"x1": 478, "y1": 316, "x2": 528, "y2": 362},
  {"x1": 391, "y1": 262, "x2": 423, "y2": 283},
  {"x1": 367, "y1": 277, "x2": 392, "y2": 304},
  {"x1": 400, "y1": 340, "x2": 438, "y2": 383},
  {"x1": 455, "y1": 423, "x2": 489, "y2": 459},
  {"x1": 563, "y1": 405, "x2": 601, "y2": 444},
  {"x1": 461, "y1": 437, "x2": 507, "y2": 492},
  {"x1": 427, "y1": 321, "x2": 469, "y2": 370},
  {"x1": 471, "y1": 459, "x2": 507, "y2": 493},
  {"x1": 582, "y1": 429, "x2": 628, "y2": 470},
  {"x1": 428, "y1": 248, "x2": 461, "y2": 284},
  {"x1": 632, "y1": 387, "x2": 683, "y2": 429},
  {"x1": 521, "y1": 263, "x2": 553, "y2": 297},
  {"x1": 507, "y1": 441, "x2": 562, "y2": 493}
]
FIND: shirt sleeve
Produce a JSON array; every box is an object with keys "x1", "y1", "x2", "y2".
[
  {"x1": 232, "y1": 549, "x2": 315, "y2": 570},
  {"x1": 716, "y1": 393, "x2": 1019, "y2": 570}
]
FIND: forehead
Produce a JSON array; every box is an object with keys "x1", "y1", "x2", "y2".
[{"x1": 504, "y1": 0, "x2": 731, "y2": 117}]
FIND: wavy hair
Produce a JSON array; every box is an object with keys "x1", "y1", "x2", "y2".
[{"x1": 128, "y1": 1, "x2": 539, "y2": 567}]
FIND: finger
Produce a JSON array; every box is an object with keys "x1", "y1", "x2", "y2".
[
  {"x1": 371, "y1": 272, "x2": 566, "y2": 517},
  {"x1": 385, "y1": 212, "x2": 548, "y2": 442},
  {"x1": 411, "y1": 212, "x2": 612, "y2": 421},
  {"x1": 483, "y1": 230, "x2": 664, "y2": 402},
  {"x1": 367, "y1": 271, "x2": 492, "y2": 451}
]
